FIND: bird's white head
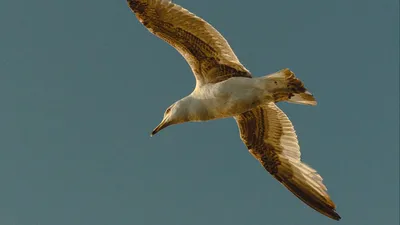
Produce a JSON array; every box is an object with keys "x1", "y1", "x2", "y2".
[{"x1": 151, "y1": 99, "x2": 190, "y2": 136}]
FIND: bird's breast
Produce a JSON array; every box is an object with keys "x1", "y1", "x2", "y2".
[{"x1": 192, "y1": 78, "x2": 264, "y2": 119}]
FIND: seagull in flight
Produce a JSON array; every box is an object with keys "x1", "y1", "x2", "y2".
[{"x1": 127, "y1": 0, "x2": 341, "y2": 220}]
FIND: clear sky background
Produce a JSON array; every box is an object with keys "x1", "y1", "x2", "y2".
[{"x1": 0, "y1": 0, "x2": 399, "y2": 225}]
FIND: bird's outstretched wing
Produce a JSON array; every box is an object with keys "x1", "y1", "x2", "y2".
[
  {"x1": 234, "y1": 103, "x2": 341, "y2": 221},
  {"x1": 127, "y1": 0, "x2": 251, "y2": 85}
]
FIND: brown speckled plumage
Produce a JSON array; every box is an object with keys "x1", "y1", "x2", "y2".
[
  {"x1": 235, "y1": 103, "x2": 341, "y2": 220},
  {"x1": 127, "y1": 0, "x2": 251, "y2": 85}
]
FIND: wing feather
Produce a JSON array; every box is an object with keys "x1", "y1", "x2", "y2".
[
  {"x1": 127, "y1": 0, "x2": 251, "y2": 85},
  {"x1": 234, "y1": 103, "x2": 341, "y2": 220}
]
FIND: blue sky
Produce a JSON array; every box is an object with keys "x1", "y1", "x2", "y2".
[{"x1": 0, "y1": 0, "x2": 398, "y2": 224}]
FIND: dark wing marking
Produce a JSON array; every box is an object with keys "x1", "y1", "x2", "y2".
[
  {"x1": 127, "y1": 0, "x2": 251, "y2": 85},
  {"x1": 234, "y1": 102, "x2": 341, "y2": 221}
]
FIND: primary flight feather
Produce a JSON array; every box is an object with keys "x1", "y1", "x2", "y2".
[{"x1": 127, "y1": 0, "x2": 341, "y2": 220}]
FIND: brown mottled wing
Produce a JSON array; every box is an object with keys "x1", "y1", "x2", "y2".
[
  {"x1": 127, "y1": 0, "x2": 251, "y2": 85},
  {"x1": 234, "y1": 103, "x2": 341, "y2": 221}
]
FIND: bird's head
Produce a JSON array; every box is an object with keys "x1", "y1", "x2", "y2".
[{"x1": 151, "y1": 100, "x2": 189, "y2": 136}]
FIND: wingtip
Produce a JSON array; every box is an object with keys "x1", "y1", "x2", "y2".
[
  {"x1": 275, "y1": 173, "x2": 341, "y2": 221},
  {"x1": 319, "y1": 207, "x2": 341, "y2": 221},
  {"x1": 327, "y1": 211, "x2": 341, "y2": 221}
]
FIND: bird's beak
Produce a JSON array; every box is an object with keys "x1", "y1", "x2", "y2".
[{"x1": 151, "y1": 119, "x2": 171, "y2": 136}]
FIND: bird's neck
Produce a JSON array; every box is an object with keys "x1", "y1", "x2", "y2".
[{"x1": 179, "y1": 95, "x2": 216, "y2": 122}]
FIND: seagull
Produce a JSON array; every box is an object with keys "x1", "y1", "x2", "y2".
[{"x1": 127, "y1": 0, "x2": 341, "y2": 221}]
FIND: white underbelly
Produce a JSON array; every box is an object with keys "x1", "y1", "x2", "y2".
[{"x1": 192, "y1": 77, "x2": 269, "y2": 119}]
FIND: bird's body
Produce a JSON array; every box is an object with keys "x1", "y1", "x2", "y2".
[
  {"x1": 179, "y1": 70, "x2": 305, "y2": 121},
  {"x1": 127, "y1": 0, "x2": 341, "y2": 221},
  {"x1": 188, "y1": 77, "x2": 268, "y2": 121}
]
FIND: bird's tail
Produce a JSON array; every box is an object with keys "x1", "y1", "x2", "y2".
[{"x1": 264, "y1": 68, "x2": 317, "y2": 106}]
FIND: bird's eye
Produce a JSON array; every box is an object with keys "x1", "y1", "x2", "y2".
[{"x1": 165, "y1": 107, "x2": 172, "y2": 115}]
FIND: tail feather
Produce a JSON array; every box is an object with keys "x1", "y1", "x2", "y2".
[
  {"x1": 287, "y1": 91, "x2": 317, "y2": 106},
  {"x1": 266, "y1": 68, "x2": 317, "y2": 106}
]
